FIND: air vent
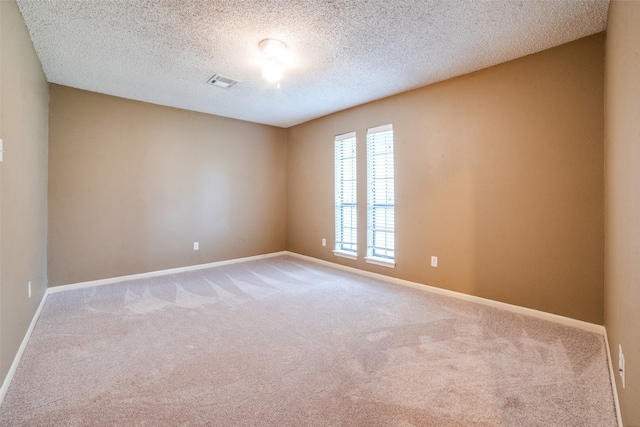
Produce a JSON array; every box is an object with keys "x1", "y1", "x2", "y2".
[{"x1": 207, "y1": 74, "x2": 240, "y2": 89}]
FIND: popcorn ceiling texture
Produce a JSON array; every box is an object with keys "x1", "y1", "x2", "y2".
[{"x1": 16, "y1": 0, "x2": 609, "y2": 127}]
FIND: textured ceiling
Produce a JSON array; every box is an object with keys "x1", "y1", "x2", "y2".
[{"x1": 17, "y1": 0, "x2": 609, "y2": 128}]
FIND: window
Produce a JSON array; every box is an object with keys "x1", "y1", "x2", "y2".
[
  {"x1": 334, "y1": 132, "x2": 357, "y2": 260},
  {"x1": 366, "y1": 124, "x2": 395, "y2": 268}
]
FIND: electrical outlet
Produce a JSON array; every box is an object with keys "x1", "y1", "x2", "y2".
[
  {"x1": 619, "y1": 345, "x2": 626, "y2": 389},
  {"x1": 431, "y1": 256, "x2": 438, "y2": 267},
  {"x1": 193, "y1": 242, "x2": 199, "y2": 251},
  {"x1": 322, "y1": 238, "x2": 326, "y2": 247},
  {"x1": 28, "y1": 281, "x2": 32, "y2": 298}
]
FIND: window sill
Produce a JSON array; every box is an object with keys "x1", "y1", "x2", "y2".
[
  {"x1": 365, "y1": 256, "x2": 395, "y2": 268},
  {"x1": 333, "y1": 250, "x2": 358, "y2": 260}
]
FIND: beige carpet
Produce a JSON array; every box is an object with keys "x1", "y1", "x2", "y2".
[{"x1": 0, "y1": 255, "x2": 617, "y2": 426}]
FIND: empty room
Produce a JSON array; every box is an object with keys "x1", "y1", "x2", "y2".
[{"x1": 0, "y1": 0, "x2": 638, "y2": 425}]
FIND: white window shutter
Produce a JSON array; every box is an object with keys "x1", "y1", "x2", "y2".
[
  {"x1": 334, "y1": 132, "x2": 357, "y2": 255},
  {"x1": 366, "y1": 125, "x2": 395, "y2": 263}
]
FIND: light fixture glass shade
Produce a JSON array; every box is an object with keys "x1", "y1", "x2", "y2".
[
  {"x1": 262, "y1": 58, "x2": 283, "y2": 83},
  {"x1": 259, "y1": 39, "x2": 287, "y2": 84}
]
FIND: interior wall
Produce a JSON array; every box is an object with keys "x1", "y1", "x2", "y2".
[
  {"x1": 0, "y1": 0, "x2": 49, "y2": 382},
  {"x1": 286, "y1": 34, "x2": 604, "y2": 324},
  {"x1": 604, "y1": 1, "x2": 640, "y2": 425},
  {"x1": 48, "y1": 85, "x2": 286, "y2": 286}
]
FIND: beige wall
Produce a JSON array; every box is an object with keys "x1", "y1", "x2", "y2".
[
  {"x1": 287, "y1": 34, "x2": 604, "y2": 324},
  {"x1": 48, "y1": 85, "x2": 286, "y2": 286},
  {"x1": 604, "y1": 1, "x2": 640, "y2": 425},
  {"x1": 0, "y1": 0, "x2": 49, "y2": 382}
]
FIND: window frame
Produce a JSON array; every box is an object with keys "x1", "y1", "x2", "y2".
[
  {"x1": 333, "y1": 131, "x2": 358, "y2": 260},
  {"x1": 365, "y1": 124, "x2": 395, "y2": 268}
]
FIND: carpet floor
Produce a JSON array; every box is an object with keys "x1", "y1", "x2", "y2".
[{"x1": 0, "y1": 255, "x2": 617, "y2": 426}]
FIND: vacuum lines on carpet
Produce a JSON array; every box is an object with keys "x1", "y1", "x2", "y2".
[{"x1": 0, "y1": 256, "x2": 616, "y2": 426}]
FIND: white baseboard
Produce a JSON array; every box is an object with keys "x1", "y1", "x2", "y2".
[
  {"x1": 49, "y1": 249, "x2": 603, "y2": 333},
  {"x1": 0, "y1": 290, "x2": 48, "y2": 405},
  {"x1": 48, "y1": 251, "x2": 288, "y2": 294},
  {"x1": 285, "y1": 251, "x2": 605, "y2": 334},
  {"x1": 603, "y1": 328, "x2": 624, "y2": 427}
]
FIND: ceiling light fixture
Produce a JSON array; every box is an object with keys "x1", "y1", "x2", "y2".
[{"x1": 259, "y1": 39, "x2": 287, "y2": 86}]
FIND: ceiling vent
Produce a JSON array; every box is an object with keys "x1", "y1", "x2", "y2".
[{"x1": 207, "y1": 74, "x2": 240, "y2": 89}]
